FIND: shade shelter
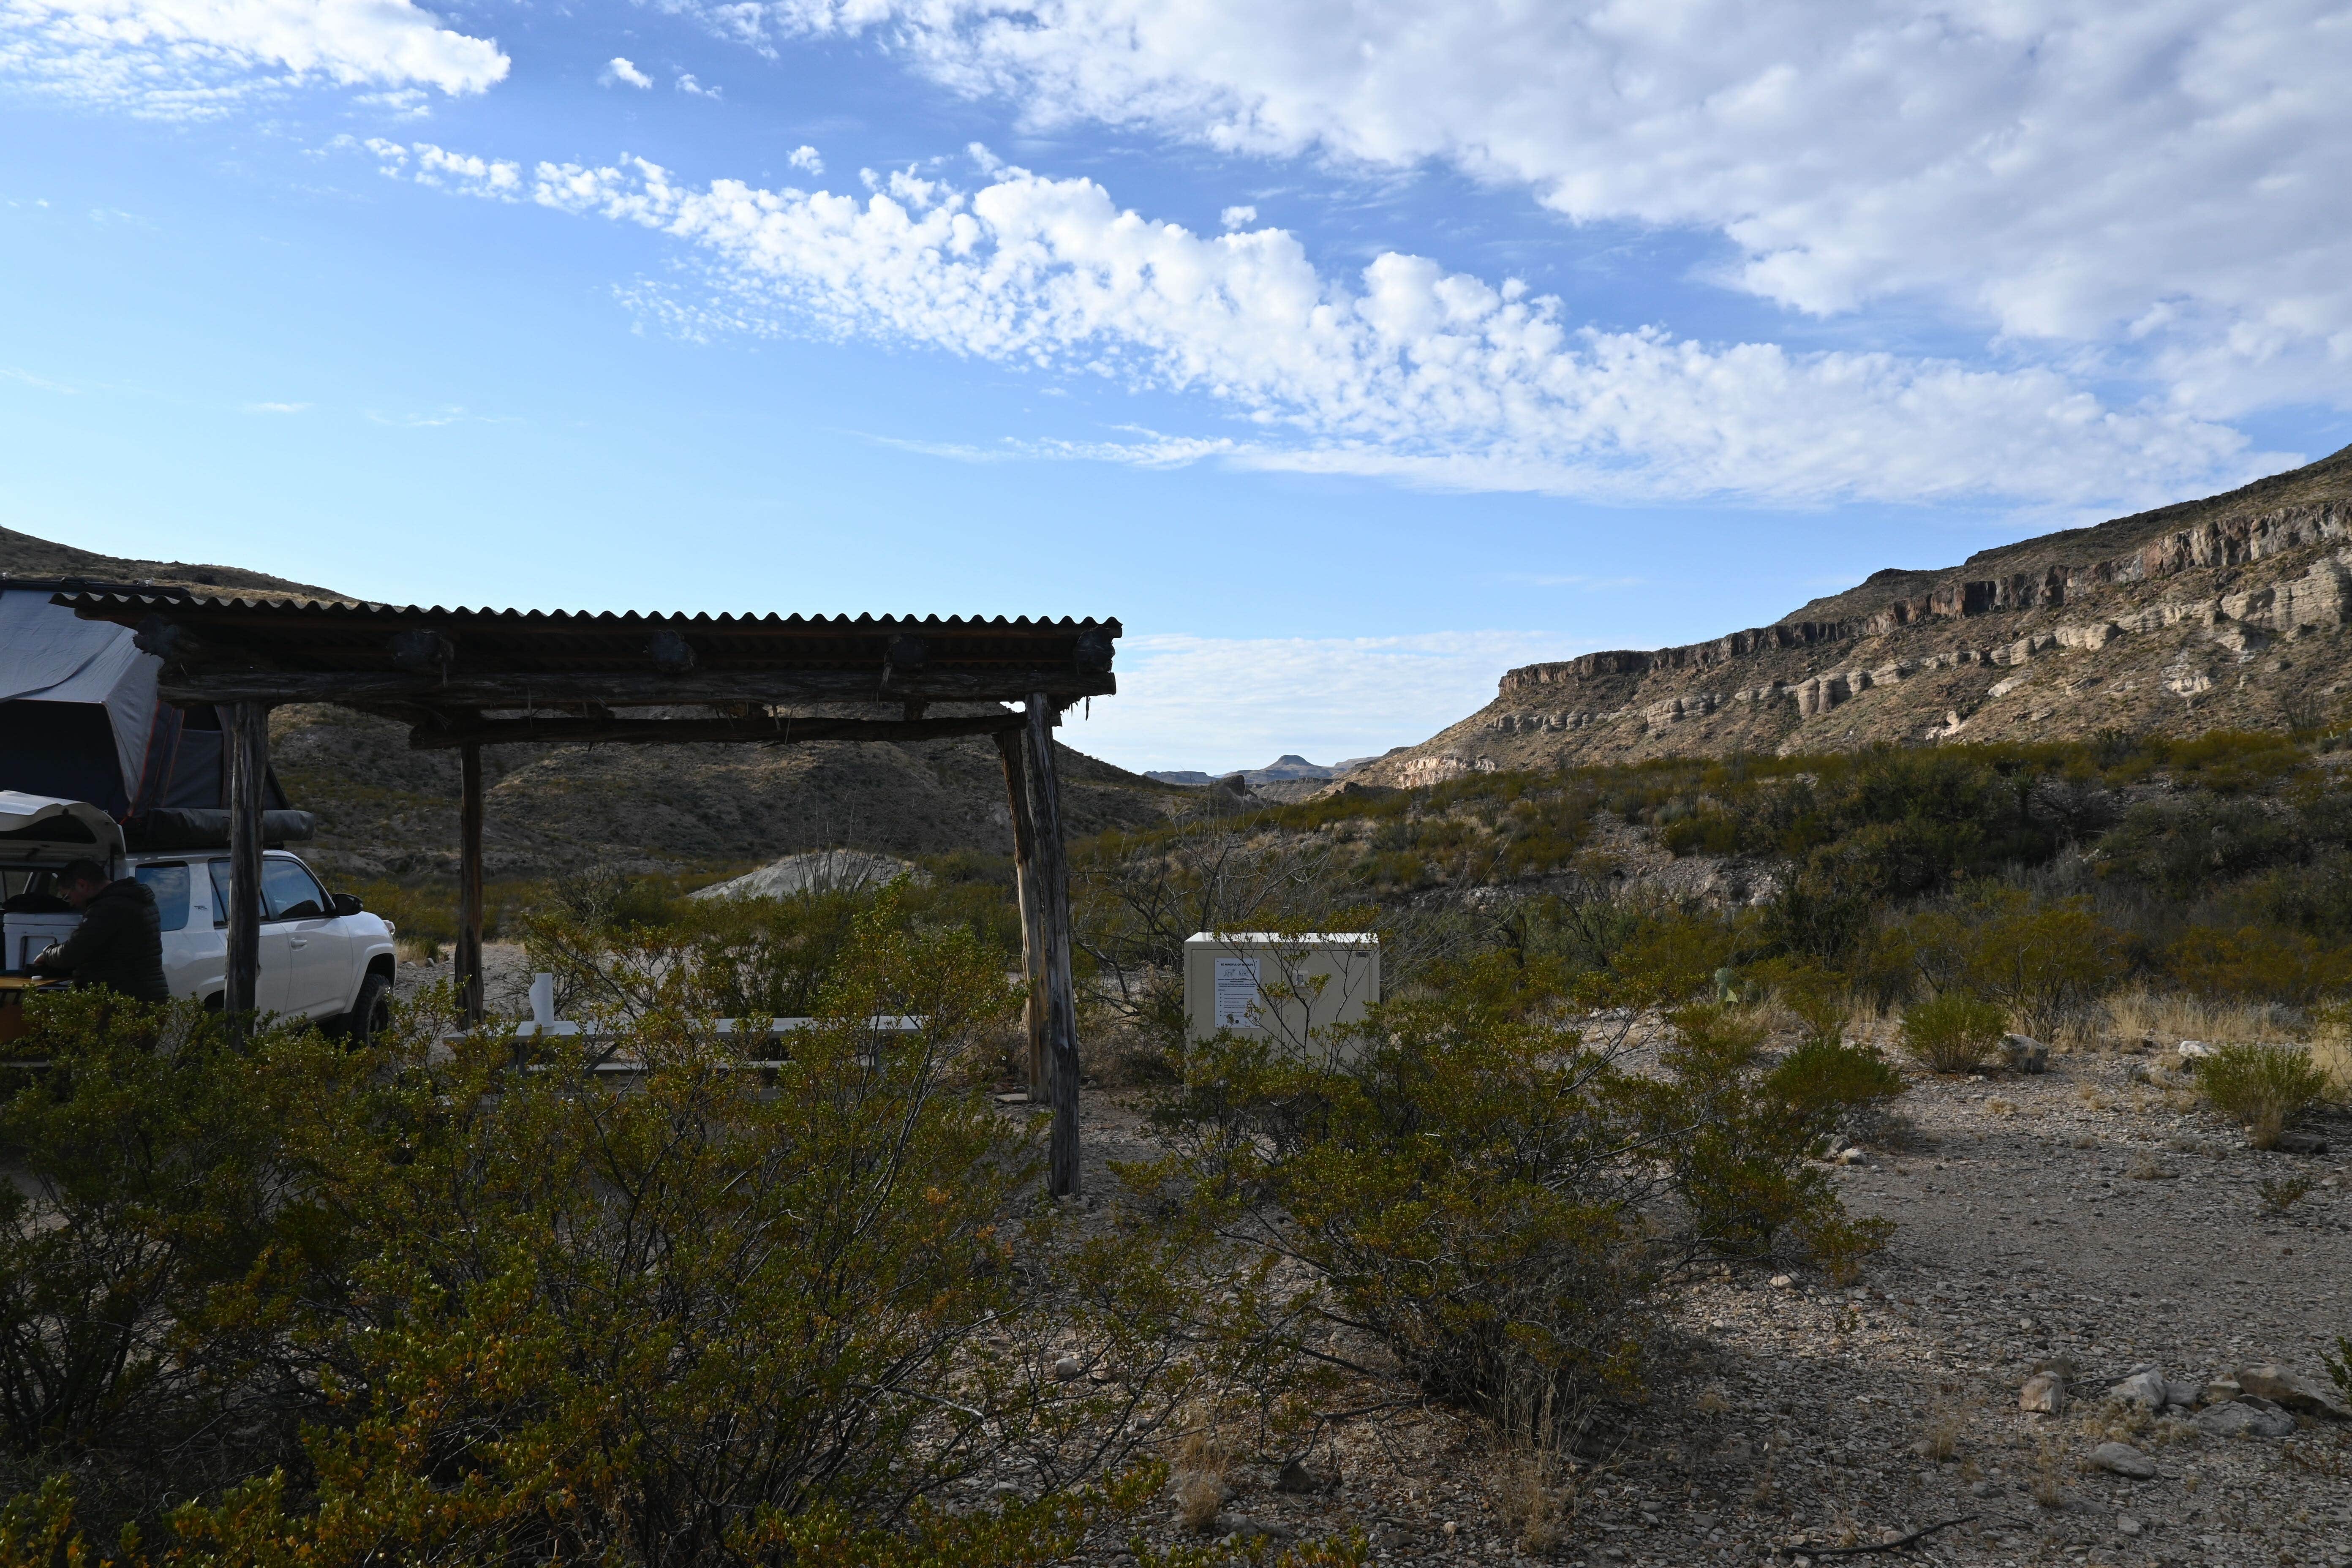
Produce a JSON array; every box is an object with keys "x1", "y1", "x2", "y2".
[{"x1": 52, "y1": 588, "x2": 1115, "y2": 1195}]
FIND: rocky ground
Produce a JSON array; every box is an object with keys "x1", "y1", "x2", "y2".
[{"x1": 1024, "y1": 1040, "x2": 2352, "y2": 1568}]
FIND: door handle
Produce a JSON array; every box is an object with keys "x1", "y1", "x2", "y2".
[{"x1": 289, "y1": 938, "x2": 309, "y2": 949}]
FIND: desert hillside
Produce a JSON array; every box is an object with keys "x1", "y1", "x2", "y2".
[
  {"x1": 1356, "y1": 445, "x2": 2352, "y2": 787},
  {"x1": 1, "y1": 532, "x2": 1185, "y2": 879}
]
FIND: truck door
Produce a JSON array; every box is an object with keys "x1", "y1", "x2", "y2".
[
  {"x1": 261, "y1": 856, "x2": 349, "y2": 1018},
  {"x1": 208, "y1": 860, "x2": 290, "y2": 1013}
]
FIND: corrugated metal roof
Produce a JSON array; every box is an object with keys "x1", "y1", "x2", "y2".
[
  {"x1": 51, "y1": 588, "x2": 1118, "y2": 634},
  {"x1": 51, "y1": 588, "x2": 1120, "y2": 709}
]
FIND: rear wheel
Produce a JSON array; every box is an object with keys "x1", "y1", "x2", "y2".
[{"x1": 346, "y1": 971, "x2": 393, "y2": 1046}]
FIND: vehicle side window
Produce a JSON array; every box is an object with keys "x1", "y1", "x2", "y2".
[
  {"x1": 134, "y1": 863, "x2": 191, "y2": 933},
  {"x1": 209, "y1": 861, "x2": 231, "y2": 927},
  {"x1": 261, "y1": 858, "x2": 327, "y2": 921}
]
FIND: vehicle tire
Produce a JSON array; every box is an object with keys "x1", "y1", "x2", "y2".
[{"x1": 345, "y1": 971, "x2": 393, "y2": 1046}]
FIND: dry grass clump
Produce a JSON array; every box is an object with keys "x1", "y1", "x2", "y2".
[
  {"x1": 2105, "y1": 991, "x2": 2289, "y2": 1048},
  {"x1": 2030, "y1": 1437, "x2": 2066, "y2": 1509},
  {"x1": 1167, "y1": 1415, "x2": 1234, "y2": 1532},
  {"x1": 1899, "y1": 993, "x2": 2008, "y2": 1074},
  {"x1": 2194, "y1": 1043, "x2": 2334, "y2": 1149},
  {"x1": 1493, "y1": 1448, "x2": 1572, "y2": 1552},
  {"x1": 2308, "y1": 999, "x2": 2352, "y2": 1097}
]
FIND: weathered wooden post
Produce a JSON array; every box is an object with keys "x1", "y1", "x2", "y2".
[
  {"x1": 1020, "y1": 696, "x2": 1081, "y2": 1196},
  {"x1": 994, "y1": 727, "x2": 1049, "y2": 1097},
  {"x1": 456, "y1": 740, "x2": 485, "y2": 1027},
  {"x1": 223, "y1": 700, "x2": 270, "y2": 1040}
]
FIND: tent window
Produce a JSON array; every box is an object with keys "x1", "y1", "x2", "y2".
[{"x1": 135, "y1": 863, "x2": 191, "y2": 933}]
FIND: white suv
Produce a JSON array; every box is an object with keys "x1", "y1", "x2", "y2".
[{"x1": 2, "y1": 795, "x2": 398, "y2": 1039}]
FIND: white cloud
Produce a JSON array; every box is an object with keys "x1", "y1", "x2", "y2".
[
  {"x1": 1061, "y1": 629, "x2": 1574, "y2": 774},
  {"x1": 602, "y1": 55, "x2": 651, "y2": 88},
  {"x1": 0, "y1": 0, "x2": 509, "y2": 116},
  {"x1": 674, "y1": 70, "x2": 717, "y2": 96},
  {"x1": 243, "y1": 399, "x2": 310, "y2": 411},
  {"x1": 746, "y1": 1, "x2": 2352, "y2": 419},
  {"x1": 786, "y1": 143, "x2": 822, "y2": 174},
  {"x1": 1218, "y1": 203, "x2": 1254, "y2": 230},
  {"x1": 356, "y1": 139, "x2": 2282, "y2": 508}
]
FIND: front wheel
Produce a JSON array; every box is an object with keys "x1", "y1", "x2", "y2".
[{"x1": 345, "y1": 972, "x2": 393, "y2": 1046}]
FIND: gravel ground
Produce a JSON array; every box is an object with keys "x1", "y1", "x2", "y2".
[{"x1": 1028, "y1": 1040, "x2": 2352, "y2": 1568}]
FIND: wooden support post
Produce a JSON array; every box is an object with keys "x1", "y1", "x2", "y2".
[
  {"x1": 456, "y1": 741, "x2": 485, "y2": 1027},
  {"x1": 223, "y1": 700, "x2": 269, "y2": 1040},
  {"x1": 994, "y1": 729, "x2": 1048, "y2": 1097},
  {"x1": 1020, "y1": 695, "x2": 1081, "y2": 1196}
]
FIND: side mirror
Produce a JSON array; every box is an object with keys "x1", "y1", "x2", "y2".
[{"x1": 330, "y1": 893, "x2": 365, "y2": 918}]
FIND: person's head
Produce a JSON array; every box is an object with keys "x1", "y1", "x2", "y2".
[{"x1": 56, "y1": 859, "x2": 109, "y2": 910}]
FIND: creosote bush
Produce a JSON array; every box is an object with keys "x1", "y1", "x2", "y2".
[
  {"x1": 1899, "y1": 993, "x2": 2009, "y2": 1075},
  {"x1": 1138, "y1": 955, "x2": 1899, "y2": 1443},
  {"x1": 2193, "y1": 1043, "x2": 2334, "y2": 1149},
  {"x1": 0, "y1": 902, "x2": 1331, "y2": 1568}
]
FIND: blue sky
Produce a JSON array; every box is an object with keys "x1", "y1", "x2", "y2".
[{"x1": 4, "y1": 1, "x2": 2349, "y2": 773}]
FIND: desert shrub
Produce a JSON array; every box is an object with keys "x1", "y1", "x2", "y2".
[
  {"x1": 1898, "y1": 890, "x2": 2121, "y2": 1037},
  {"x1": 1659, "y1": 808, "x2": 1740, "y2": 858},
  {"x1": 2, "y1": 911, "x2": 1299, "y2": 1565},
  {"x1": 1146, "y1": 957, "x2": 1895, "y2": 1438},
  {"x1": 519, "y1": 881, "x2": 911, "y2": 1024},
  {"x1": 1658, "y1": 1005, "x2": 1901, "y2": 1268},
  {"x1": 0, "y1": 996, "x2": 355, "y2": 1503},
  {"x1": 348, "y1": 878, "x2": 456, "y2": 960},
  {"x1": 2161, "y1": 924, "x2": 2352, "y2": 1006},
  {"x1": 1899, "y1": 993, "x2": 2009, "y2": 1074},
  {"x1": 2096, "y1": 797, "x2": 2301, "y2": 900},
  {"x1": 1146, "y1": 959, "x2": 1666, "y2": 1440},
  {"x1": 2193, "y1": 1043, "x2": 2335, "y2": 1149}
]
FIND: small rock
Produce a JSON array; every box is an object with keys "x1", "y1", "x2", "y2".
[
  {"x1": 1971, "y1": 1480, "x2": 2004, "y2": 1498},
  {"x1": 989, "y1": 1481, "x2": 1021, "y2": 1499},
  {"x1": 2116, "y1": 1516, "x2": 2143, "y2": 1538},
  {"x1": 2203, "y1": 1376, "x2": 2243, "y2": 1406},
  {"x1": 1050, "y1": 1354, "x2": 1084, "y2": 1382},
  {"x1": 2020, "y1": 1371, "x2": 2068, "y2": 1415},
  {"x1": 1274, "y1": 1457, "x2": 1325, "y2": 1494},
  {"x1": 1836, "y1": 1146, "x2": 1866, "y2": 1165},
  {"x1": 2090, "y1": 1442, "x2": 2157, "y2": 1479},
  {"x1": 2194, "y1": 1397, "x2": 2298, "y2": 1439},
  {"x1": 2177, "y1": 1039, "x2": 2215, "y2": 1059},
  {"x1": 1216, "y1": 1515, "x2": 1293, "y2": 1545},
  {"x1": 2109, "y1": 1369, "x2": 2168, "y2": 1410},
  {"x1": 2277, "y1": 1130, "x2": 2331, "y2": 1156},
  {"x1": 2235, "y1": 1362, "x2": 2351, "y2": 1421},
  {"x1": 2163, "y1": 1380, "x2": 2202, "y2": 1410},
  {"x1": 2001, "y1": 1033, "x2": 2050, "y2": 1073},
  {"x1": 1770, "y1": 1274, "x2": 1795, "y2": 1289}
]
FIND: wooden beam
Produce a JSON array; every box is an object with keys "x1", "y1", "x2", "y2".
[
  {"x1": 1020, "y1": 695, "x2": 1082, "y2": 1197},
  {"x1": 223, "y1": 701, "x2": 269, "y2": 1039},
  {"x1": 158, "y1": 667, "x2": 1115, "y2": 709},
  {"x1": 457, "y1": 741, "x2": 485, "y2": 1028},
  {"x1": 406, "y1": 712, "x2": 1025, "y2": 751},
  {"x1": 994, "y1": 729, "x2": 1048, "y2": 1097}
]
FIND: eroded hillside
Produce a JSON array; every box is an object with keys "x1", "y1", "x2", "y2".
[{"x1": 1358, "y1": 445, "x2": 2352, "y2": 787}]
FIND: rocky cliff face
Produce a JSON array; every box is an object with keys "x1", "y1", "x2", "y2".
[{"x1": 1356, "y1": 445, "x2": 2352, "y2": 787}]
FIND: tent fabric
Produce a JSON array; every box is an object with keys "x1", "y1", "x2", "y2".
[{"x1": 0, "y1": 588, "x2": 159, "y2": 804}]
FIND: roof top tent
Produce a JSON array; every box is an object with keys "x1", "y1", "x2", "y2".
[{"x1": 0, "y1": 579, "x2": 309, "y2": 855}]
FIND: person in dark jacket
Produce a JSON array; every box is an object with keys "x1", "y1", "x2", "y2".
[{"x1": 29, "y1": 859, "x2": 170, "y2": 1003}]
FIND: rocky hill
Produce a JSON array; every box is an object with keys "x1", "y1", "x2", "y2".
[
  {"x1": 2, "y1": 529, "x2": 1184, "y2": 881},
  {"x1": 1354, "y1": 444, "x2": 2352, "y2": 787}
]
